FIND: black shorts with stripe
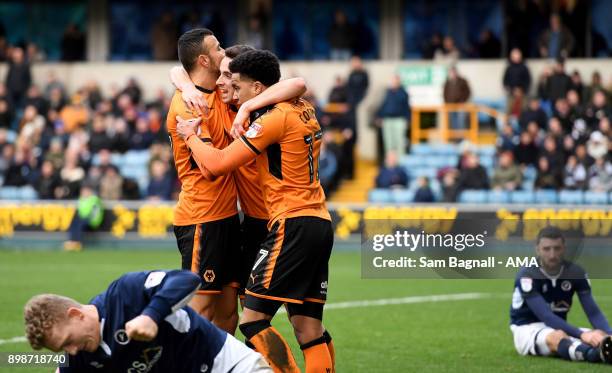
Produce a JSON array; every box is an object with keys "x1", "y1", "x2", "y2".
[
  {"x1": 245, "y1": 216, "x2": 333, "y2": 308},
  {"x1": 239, "y1": 215, "x2": 269, "y2": 295},
  {"x1": 173, "y1": 214, "x2": 241, "y2": 293}
]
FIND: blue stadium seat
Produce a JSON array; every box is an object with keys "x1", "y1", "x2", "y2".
[
  {"x1": 411, "y1": 144, "x2": 434, "y2": 155},
  {"x1": 19, "y1": 186, "x2": 38, "y2": 200},
  {"x1": 400, "y1": 156, "x2": 423, "y2": 168},
  {"x1": 432, "y1": 144, "x2": 459, "y2": 155},
  {"x1": 511, "y1": 190, "x2": 535, "y2": 204},
  {"x1": 523, "y1": 166, "x2": 537, "y2": 181},
  {"x1": 368, "y1": 189, "x2": 392, "y2": 203},
  {"x1": 521, "y1": 180, "x2": 534, "y2": 191},
  {"x1": 458, "y1": 190, "x2": 487, "y2": 203},
  {"x1": 411, "y1": 167, "x2": 438, "y2": 179},
  {"x1": 0, "y1": 186, "x2": 19, "y2": 200},
  {"x1": 584, "y1": 191, "x2": 608, "y2": 205},
  {"x1": 479, "y1": 156, "x2": 495, "y2": 170},
  {"x1": 124, "y1": 150, "x2": 150, "y2": 166},
  {"x1": 392, "y1": 189, "x2": 415, "y2": 203},
  {"x1": 534, "y1": 190, "x2": 558, "y2": 204},
  {"x1": 477, "y1": 146, "x2": 496, "y2": 157},
  {"x1": 558, "y1": 190, "x2": 584, "y2": 205},
  {"x1": 487, "y1": 190, "x2": 510, "y2": 203}
]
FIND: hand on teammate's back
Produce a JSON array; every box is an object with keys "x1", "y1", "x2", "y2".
[
  {"x1": 231, "y1": 105, "x2": 251, "y2": 139},
  {"x1": 182, "y1": 86, "x2": 209, "y2": 116},
  {"x1": 125, "y1": 314, "x2": 159, "y2": 342},
  {"x1": 176, "y1": 115, "x2": 201, "y2": 140}
]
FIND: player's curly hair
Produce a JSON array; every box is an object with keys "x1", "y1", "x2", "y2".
[
  {"x1": 229, "y1": 50, "x2": 280, "y2": 87},
  {"x1": 178, "y1": 28, "x2": 214, "y2": 73},
  {"x1": 24, "y1": 294, "x2": 80, "y2": 350},
  {"x1": 224, "y1": 44, "x2": 255, "y2": 60}
]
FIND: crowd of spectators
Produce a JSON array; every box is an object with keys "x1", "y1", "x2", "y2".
[
  {"x1": 375, "y1": 55, "x2": 612, "y2": 202},
  {"x1": 0, "y1": 48, "x2": 175, "y2": 201}
]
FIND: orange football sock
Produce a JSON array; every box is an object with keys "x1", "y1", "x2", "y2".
[
  {"x1": 301, "y1": 336, "x2": 333, "y2": 373},
  {"x1": 240, "y1": 320, "x2": 300, "y2": 373},
  {"x1": 323, "y1": 330, "x2": 335, "y2": 372}
]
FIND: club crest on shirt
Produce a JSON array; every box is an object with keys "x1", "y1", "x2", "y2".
[
  {"x1": 520, "y1": 277, "x2": 533, "y2": 292},
  {"x1": 245, "y1": 123, "x2": 262, "y2": 138},
  {"x1": 204, "y1": 269, "x2": 215, "y2": 283},
  {"x1": 114, "y1": 329, "x2": 130, "y2": 345},
  {"x1": 561, "y1": 280, "x2": 572, "y2": 291}
]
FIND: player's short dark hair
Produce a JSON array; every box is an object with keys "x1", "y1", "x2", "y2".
[
  {"x1": 536, "y1": 226, "x2": 565, "y2": 245},
  {"x1": 225, "y1": 45, "x2": 255, "y2": 60},
  {"x1": 229, "y1": 50, "x2": 280, "y2": 87},
  {"x1": 178, "y1": 28, "x2": 214, "y2": 73}
]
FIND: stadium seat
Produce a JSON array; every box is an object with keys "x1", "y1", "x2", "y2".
[
  {"x1": 411, "y1": 144, "x2": 434, "y2": 155},
  {"x1": 399, "y1": 156, "x2": 423, "y2": 168},
  {"x1": 510, "y1": 190, "x2": 535, "y2": 204},
  {"x1": 523, "y1": 166, "x2": 537, "y2": 180},
  {"x1": 391, "y1": 189, "x2": 415, "y2": 203},
  {"x1": 521, "y1": 180, "x2": 534, "y2": 191},
  {"x1": 534, "y1": 190, "x2": 558, "y2": 204},
  {"x1": 487, "y1": 190, "x2": 510, "y2": 203},
  {"x1": 0, "y1": 186, "x2": 19, "y2": 200},
  {"x1": 19, "y1": 186, "x2": 38, "y2": 200},
  {"x1": 584, "y1": 191, "x2": 608, "y2": 205},
  {"x1": 124, "y1": 150, "x2": 150, "y2": 166},
  {"x1": 410, "y1": 167, "x2": 438, "y2": 179},
  {"x1": 458, "y1": 190, "x2": 487, "y2": 204},
  {"x1": 477, "y1": 146, "x2": 496, "y2": 157},
  {"x1": 558, "y1": 190, "x2": 584, "y2": 205},
  {"x1": 368, "y1": 189, "x2": 392, "y2": 203},
  {"x1": 479, "y1": 156, "x2": 495, "y2": 169}
]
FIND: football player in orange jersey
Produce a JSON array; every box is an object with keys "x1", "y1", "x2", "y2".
[
  {"x1": 169, "y1": 30, "x2": 307, "y2": 336},
  {"x1": 171, "y1": 45, "x2": 308, "y2": 308},
  {"x1": 176, "y1": 50, "x2": 334, "y2": 373}
]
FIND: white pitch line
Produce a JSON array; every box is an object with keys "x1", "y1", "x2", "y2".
[
  {"x1": 0, "y1": 292, "x2": 490, "y2": 346},
  {"x1": 278, "y1": 292, "x2": 491, "y2": 313},
  {"x1": 0, "y1": 336, "x2": 26, "y2": 346}
]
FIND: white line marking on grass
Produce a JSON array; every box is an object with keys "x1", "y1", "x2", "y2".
[
  {"x1": 0, "y1": 336, "x2": 26, "y2": 345},
  {"x1": 278, "y1": 292, "x2": 491, "y2": 313}
]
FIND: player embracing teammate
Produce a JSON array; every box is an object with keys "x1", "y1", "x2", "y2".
[
  {"x1": 174, "y1": 47, "x2": 335, "y2": 372},
  {"x1": 169, "y1": 28, "x2": 335, "y2": 372}
]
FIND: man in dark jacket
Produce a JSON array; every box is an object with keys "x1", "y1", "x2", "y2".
[
  {"x1": 375, "y1": 151, "x2": 409, "y2": 189},
  {"x1": 376, "y1": 74, "x2": 410, "y2": 158},
  {"x1": 457, "y1": 153, "x2": 489, "y2": 191},
  {"x1": 443, "y1": 66, "x2": 471, "y2": 129},
  {"x1": 503, "y1": 48, "x2": 531, "y2": 95},
  {"x1": 5, "y1": 47, "x2": 31, "y2": 110},
  {"x1": 519, "y1": 97, "x2": 548, "y2": 131},
  {"x1": 546, "y1": 58, "x2": 572, "y2": 103}
]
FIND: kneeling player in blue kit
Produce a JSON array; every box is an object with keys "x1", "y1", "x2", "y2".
[
  {"x1": 510, "y1": 226, "x2": 612, "y2": 364},
  {"x1": 24, "y1": 270, "x2": 271, "y2": 372}
]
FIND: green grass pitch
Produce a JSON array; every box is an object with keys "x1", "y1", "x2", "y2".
[{"x1": 0, "y1": 249, "x2": 610, "y2": 372}]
